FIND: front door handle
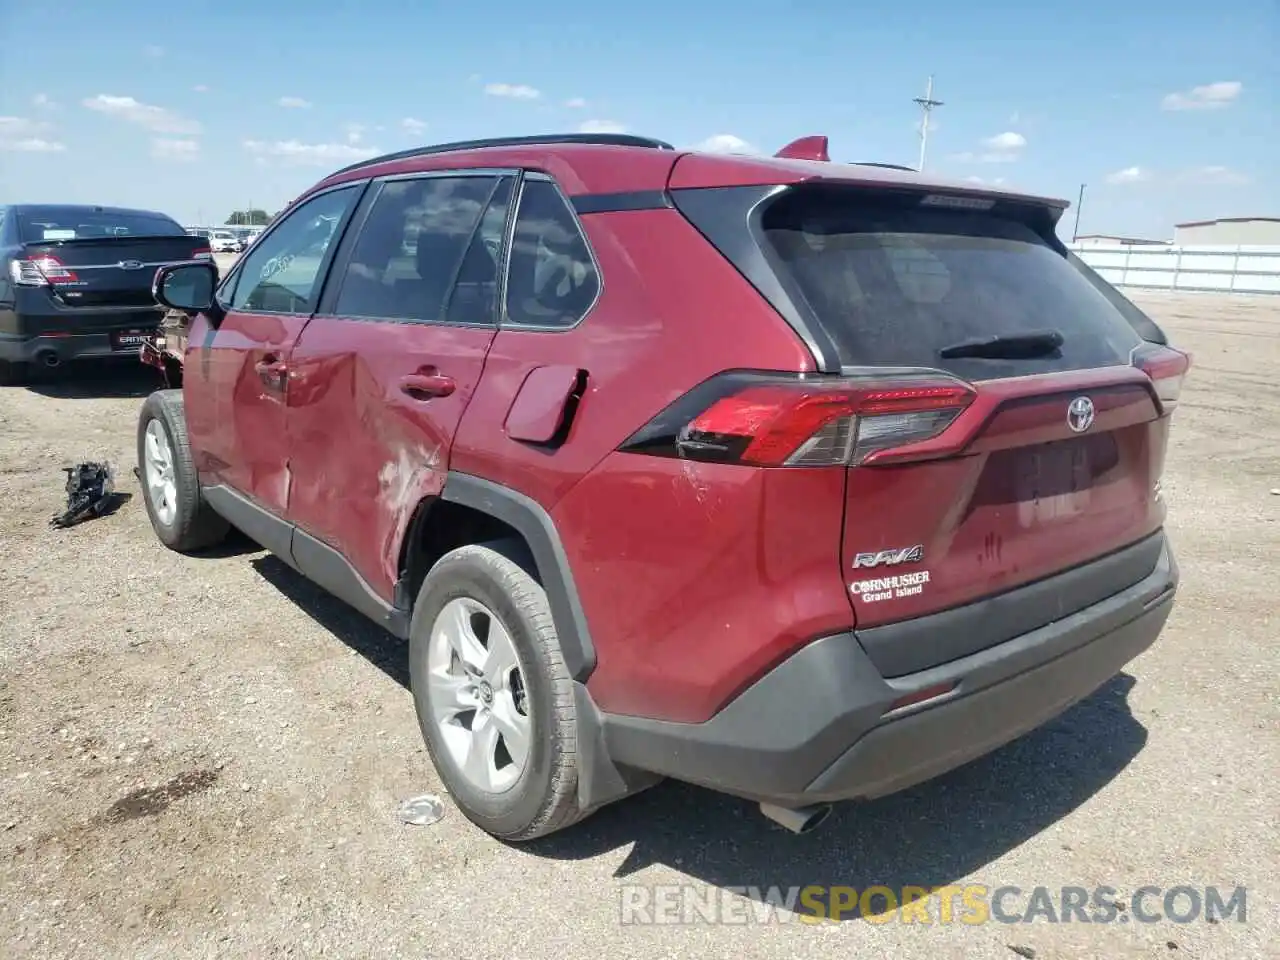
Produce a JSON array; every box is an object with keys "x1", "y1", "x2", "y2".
[
  {"x1": 255, "y1": 356, "x2": 287, "y2": 390},
  {"x1": 399, "y1": 372, "x2": 456, "y2": 399}
]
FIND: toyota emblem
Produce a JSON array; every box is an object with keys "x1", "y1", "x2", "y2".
[{"x1": 1067, "y1": 396, "x2": 1095, "y2": 433}]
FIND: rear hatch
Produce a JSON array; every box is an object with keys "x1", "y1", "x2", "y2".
[
  {"x1": 11, "y1": 207, "x2": 210, "y2": 334},
  {"x1": 676, "y1": 180, "x2": 1189, "y2": 675}
]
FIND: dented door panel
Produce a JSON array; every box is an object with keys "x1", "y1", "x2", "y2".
[{"x1": 285, "y1": 320, "x2": 496, "y2": 599}]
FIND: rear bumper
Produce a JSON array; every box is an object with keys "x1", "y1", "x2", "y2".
[
  {"x1": 0, "y1": 295, "x2": 164, "y2": 364},
  {"x1": 0, "y1": 329, "x2": 158, "y2": 365},
  {"x1": 600, "y1": 532, "x2": 1178, "y2": 807}
]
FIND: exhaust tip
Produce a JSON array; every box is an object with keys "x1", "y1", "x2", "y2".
[{"x1": 759, "y1": 801, "x2": 833, "y2": 835}]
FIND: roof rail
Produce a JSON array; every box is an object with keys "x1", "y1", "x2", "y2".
[
  {"x1": 853, "y1": 162, "x2": 917, "y2": 172},
  {"x1": 328, "y1": 132, "x2": 677, "y2": 178}
]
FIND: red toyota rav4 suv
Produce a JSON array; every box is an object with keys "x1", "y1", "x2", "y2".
[{"x1": 139, "y1": 132, "x2": 1187, "y2": 839}]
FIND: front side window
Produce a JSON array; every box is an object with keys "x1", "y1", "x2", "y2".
[
  {"x1": 227, "y1": 185, "x2": 360, "y2": 314},
  {"x1": 331, "y1": 175, "x2": 501, "y2": 323},
  {"x1": 503, "y1": 179, "x2": 599, "y2": 329}
]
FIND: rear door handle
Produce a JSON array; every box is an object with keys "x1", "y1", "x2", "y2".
[{"x1": 399, "y1": 372, "x2": 456, "y2": 399}]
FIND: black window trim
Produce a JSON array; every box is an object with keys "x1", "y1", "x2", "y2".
[
  {"x1": 498, "y1": 170, "x2": 603, "y2": 334},
  {"x1": 316, "y1": 166, "x2": 519, "y2": 329},
  {"x1": 215, "y1": 179, "x2": 370, "y2": 318}
]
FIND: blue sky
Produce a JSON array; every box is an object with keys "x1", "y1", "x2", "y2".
[{"x1": 1, "y1": 0, "x2": 1275, "y2": 240}]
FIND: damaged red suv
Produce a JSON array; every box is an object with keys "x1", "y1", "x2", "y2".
[{"x1": 139, "y1": 132, "x2": 1187, "y2": 839}]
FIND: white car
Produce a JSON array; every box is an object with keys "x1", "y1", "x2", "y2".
[{"x1": 209, "y1": 231, "x2": 243, "y2": 254}]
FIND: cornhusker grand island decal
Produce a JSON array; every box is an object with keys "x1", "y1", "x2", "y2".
[{"x1": 850, "y1": 544, "x2": 930, "y2": 603}]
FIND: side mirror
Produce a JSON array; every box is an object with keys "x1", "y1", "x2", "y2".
[{"x1": 153, "y1": 261, "x2": 217, "y2": 313}]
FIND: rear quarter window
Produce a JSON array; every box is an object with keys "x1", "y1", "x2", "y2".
[{"x1": 759, "y1": 189, "x2": 1145, "y2": 380}]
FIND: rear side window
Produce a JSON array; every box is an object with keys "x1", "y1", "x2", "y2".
[
  {"x1": 503, "y1": 179, "x2": 599, "y2": 329},
  {"x1": 15, "y1": 207, "x2": 186, "y2": 242},
  {"x1": 759, "y1": 189, "x2": 1144, "y2": 380},
  {"x1": 330, "y1": 175, "x2": 502, "y2": 323}
]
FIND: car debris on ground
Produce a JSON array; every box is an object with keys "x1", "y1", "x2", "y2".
[{"x1": 48, "y1": 461, "x2": 116, "y2": 528}]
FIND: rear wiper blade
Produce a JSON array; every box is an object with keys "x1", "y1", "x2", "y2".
[{"x1": 938, "y1": 329, "x2": 1064, "y2": 360}]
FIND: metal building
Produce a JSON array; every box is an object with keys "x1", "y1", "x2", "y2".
[{"x1": 1173, "y1": 217, "x2": 1280, "y2": 246}]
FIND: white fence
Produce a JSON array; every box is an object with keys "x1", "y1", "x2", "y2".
[{"x1": 1067, "y1": 243, "x2": 1280, "y2": 295}]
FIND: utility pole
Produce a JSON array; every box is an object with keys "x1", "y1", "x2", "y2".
[
  {"x1": 914, "y1": 75, "x2": 944, "y2": 172},
  {"x1": 1072, "y1": 183, "x2": 1086, "y2": 242}
]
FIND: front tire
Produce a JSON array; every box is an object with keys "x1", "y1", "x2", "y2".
[
  {"x1": 136, "y1": 390, "x2": 229, "y2": 552},
  {"x1": 409, "y1": 540, "x2": 586, "y2": 841}
]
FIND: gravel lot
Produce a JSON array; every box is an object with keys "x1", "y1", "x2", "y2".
[{"x1": 1, "y1": 289, "x2": 1276, "y2": 960}]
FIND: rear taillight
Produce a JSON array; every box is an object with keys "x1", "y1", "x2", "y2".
[
  {"x1": 8, "y1": 254, "x2": 79, "y2": 286},
  {"x1": 619, "y1": 371, "x2": 976, "y2": 467},
  {"x1": 1133, "y1": 344, "x2": 1192, "y2": 411},
  {"x1": 191, "y1": 247, "x2": 213, "y2": 260}
]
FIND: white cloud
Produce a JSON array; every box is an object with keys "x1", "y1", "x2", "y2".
[
  {"x1": 193, "y1": 84, "x2": 209, "y2": 93},
  {"x1": 401, "y1": 117, "x2": 427, "y2": 134},
  {"x1": 344, "y1": 123, "x2": 365, "y2": 144},
  {"x1": 277, "y1": 96, "x2": 312, "y2": 109},
  {"x1": 952, "y1": 131, "x2": 1027, "y2": 164},
  {"x1": 565, "y1": 97, "x2": 587, "y2": 109},
  {"x1": 1105, "y1": 166, "x2": 1148, "y2": 185},
  {"x1": 484, "y1": 82, "x2": 540, "y2": 100},
  {"x1": 1161, "y1": 81, "x2": 1242, "y2": 111},
  {"x1": 983, "y1": 131, "x2": 1026, "y2": 152},
  {"x1": 0, "y1": 116, "x2": 66, "y2": 152},
  {"x1": 243, "y1": 138, "x2": 380, "y2": 166},
  {"x1": 152, "y1": 138, "x2": 199, "y2": 162},
  {"x1": 965, "y1": 175, "x2": 1007, "y2": 186},
  {"x1": 82, "y1": 94, "x2": 201, "y2": 134},
  {"x1": 32, "y1": 93, "x2": 56, "y2": 109},
  {"x1": 691, "y1": 134, "x2": 759, "y2": 155},
  {"x1": 578, "y1": 119, "x2": 627, "y2": 134},
  {"x1": 976, "y1": 131, "x2": 1026, "y2": 162}
]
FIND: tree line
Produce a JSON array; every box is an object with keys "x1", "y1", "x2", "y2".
[{"x1": 224, "y1": 209, "x2": 277, "y2": 226}]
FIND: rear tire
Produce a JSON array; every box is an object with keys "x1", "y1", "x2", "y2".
[
  {"x1": 408, "y1": 540, "x2": 587, "y2": 841},
  {"x1": 136, "y1": 389, "x2": 229, "y2": 552}
]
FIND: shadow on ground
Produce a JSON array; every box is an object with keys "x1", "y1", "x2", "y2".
[
  {"x1": 22, "y1": 359, "x2": 164, "y2": 400},
  {"x1": 249, "y1": 552, "x2": 1149, "y2": 922}
]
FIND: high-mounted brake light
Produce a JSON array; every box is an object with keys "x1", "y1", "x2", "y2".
[
  {"x1": 919, "y1": 194, "x2": 995, "y2": 211},
  {"x1": 1133, "y1": 344, "x2": 1191, "y2": 410},
  {"x1": 9, "y1": 254, "x2": 78, "y2": 286},
  {"x1": 619, "y1": 372, "x2": 976, "y2": 468}
]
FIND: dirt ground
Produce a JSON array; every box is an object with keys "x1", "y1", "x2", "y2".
[{"x1": 1, "y1": 290, "x2": 1276, "y2": 960}]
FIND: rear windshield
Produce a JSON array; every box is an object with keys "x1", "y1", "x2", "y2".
[
  {"x1": 16, "y1": 207, "x2": 186, "y2": 243},
  {"x1": 759, "y1": 190, "x2": 1145, "y2": 379}
]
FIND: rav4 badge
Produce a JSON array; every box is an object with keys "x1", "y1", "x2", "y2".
[{"x1": 851, "y1": 544, "x2": 924, "y2": 569}]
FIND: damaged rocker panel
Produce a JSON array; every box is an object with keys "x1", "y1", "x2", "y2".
[
  {"x1": 200, "y1": 474, "x2": 594, "y2": 680},
  {"x1": 200, "y1": 484, "x2": 410, "y2": 638}
]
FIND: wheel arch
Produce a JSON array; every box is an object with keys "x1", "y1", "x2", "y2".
[{"x1": 397, "y1": 471, "x2": 597, "y2": 683}]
